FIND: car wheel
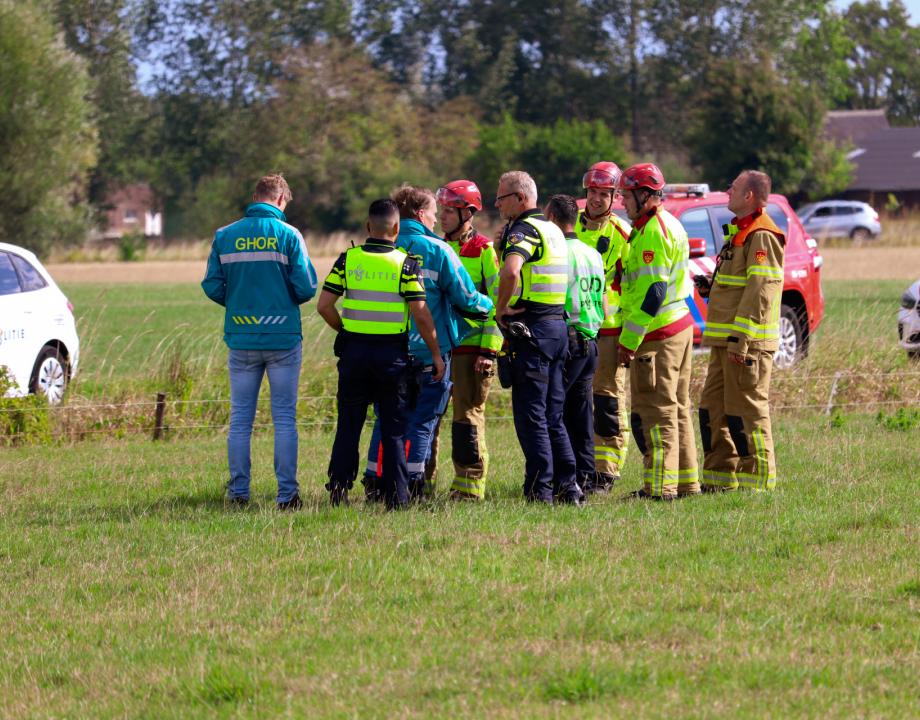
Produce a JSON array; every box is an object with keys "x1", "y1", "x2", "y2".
[
  {"x1": 30, "y1": 345, "x2": 68, "y2": 404},
  {"x1": 774, "y1": 304, "x2": 803, "y2": 369},
  {"x1": 850, "y1": 227, "x2": 872, "y2": 242}
]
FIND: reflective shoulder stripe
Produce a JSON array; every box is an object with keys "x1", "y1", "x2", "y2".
[
  {"x1": 342, "y1": 308, "x2": 408, "y2": 323},
  {"x1": 220, "y1": 251, "x2": 289, "y2": 265},
  {"x1": 624, "y1": 320, "x2": 646, "y2": 336},
  {"x1": 537, "y1": 264, "x2": 570, "y2": 274},
  {"x1": 747, "y1": 265, "x2": 783, "y2": 279},
  {"x1": 345, "y1": 289, "x2": 404, "y2": 303}
]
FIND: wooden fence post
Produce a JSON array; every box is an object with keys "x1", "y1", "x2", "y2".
[{"x1": 153, "y1": 392, "x2": 167, "y2": 440}]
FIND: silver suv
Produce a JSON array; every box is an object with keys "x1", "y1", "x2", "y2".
[{"x1": 796, "y1": 200, "x2": 881, "y2": 241}]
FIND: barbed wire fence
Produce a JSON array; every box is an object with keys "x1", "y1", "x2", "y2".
[{"x1": 1, "y1": 370, "x2": 918, "y2": 445}]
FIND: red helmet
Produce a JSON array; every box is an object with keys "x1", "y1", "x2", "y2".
[
  {"x1": 436, "y1": 180, "x2": 482, "y2": 212},
  {"x1": 618, "y1": 163, "x2": 666, "y2": 192},
  {"x1": 582, "y1": 161, "x2": 621, "y2": 190}
]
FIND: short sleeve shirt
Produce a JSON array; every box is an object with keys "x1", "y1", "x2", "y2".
[{"x1": 322, "y1": 239, "x2": 426, "y2": 300}]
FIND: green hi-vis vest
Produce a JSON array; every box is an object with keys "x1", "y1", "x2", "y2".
[
  {"x1": 515, "y1": 217, "x2": 569, "y2": 307},
  {"x1": 575, "y1": 211, "x2": 631, "y2": 331},
  {"x1": 341, "y1": 246, "x2": 410, "y2": 335},
  {"x1": 565, "y1": 238, "x2": 606, "y2": 339}
]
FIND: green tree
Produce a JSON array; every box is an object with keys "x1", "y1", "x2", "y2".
[
  {"x1": 468, "y1": 115, "x2": 628, "y2": 201},
  {"x1": 842, "y1": 0, "x2": 920, "y2": 124},
  {"x1": 53, "y1": 0, "x2": 153, "y2": 204},
  {"x1": 0, "y1": 1, "x2": 96, "y2": 256},
  {"x1": 688, "y1": 60, "x2": 851, "y2": 199},
  {"x1": 170, "y1": 42, "x2": 480, "y2": 236}
]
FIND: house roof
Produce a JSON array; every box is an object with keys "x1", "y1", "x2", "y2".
[
  {"x1": 847, "y1": 127, "x2": 920, "y2": 192},
  {"x1": 825, "y1": 109, "x2": 890, "y2": 146}
]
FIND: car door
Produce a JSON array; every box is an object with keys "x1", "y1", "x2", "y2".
[
  {"x1": 0, "y1": 251, "x2": 29, "y2": 394},
  {"x1": 807, "y1": 205, "x2": 834, "y2": 238},
  {"x1": 676, "y1": 207, "x2": 720, "y2": 342}
]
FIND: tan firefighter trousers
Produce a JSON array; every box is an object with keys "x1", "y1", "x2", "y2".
[
  {"x1": 629, "y1": 325, "x2": 700, "y2": 498},
  {"x1": 447, "y1": 353, "x2": 494, "y2": 498},
  {"x1": 593, "y1": 335, "x2": 630, "y2": 478},
  {"x1": 699, "y1": 347, "x2": 776, "y2": 491}
]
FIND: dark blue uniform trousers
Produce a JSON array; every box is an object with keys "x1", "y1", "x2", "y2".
[
  {"x1": 510, "y1": 317, "x2": 579, "y2": 503},
  {"x1": 327, "y1": 333, "x2": 411, "y2": 508},
  {"x1": 563, "y1": 331, "x2": 598, "y2": 489}
]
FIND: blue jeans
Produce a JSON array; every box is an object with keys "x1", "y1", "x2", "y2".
[
  {"x1": 365, "y1": 354, "x2": 452, "y2": 495},
  {"x1": 227, "y1": 344, "x2": 302, "y2": 503}
]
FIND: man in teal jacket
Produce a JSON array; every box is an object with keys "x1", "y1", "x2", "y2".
[
  {"x1": 201, "y1": 174, "x2": 318, "y2": 509},
  {"x1": 363, "y1": 185, "x2": 493, "y2": 501}
]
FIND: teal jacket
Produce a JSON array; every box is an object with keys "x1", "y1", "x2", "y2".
[
  {"x1": 201, "y1": 203, "x2": 318, "y2": 350},
  {"x1": 396, "y1": 219, "x2": 493, "y2": 364}
]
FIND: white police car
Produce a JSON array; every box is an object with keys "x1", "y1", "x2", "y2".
[
  {"x1": 0, "y1": 242, "x2": 79, "y2": 403},
  {"x1": 898, "y1": 279, "x2": 920, "y2": 361}
]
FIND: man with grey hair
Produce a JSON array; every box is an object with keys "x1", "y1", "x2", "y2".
[{"x1": 494, "y1": 171, "x2": 583, "y2": 505}]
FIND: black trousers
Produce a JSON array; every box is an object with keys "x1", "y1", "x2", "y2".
[
  {"x1": 563, "y1": 332, "x2": 599, "y2": 486},
  {"x1": 510, "y1": 317, "x2": 579, "y2": 503},
  {"x1": 328, "y1": 333, "x2": 411, "y2": 508}
]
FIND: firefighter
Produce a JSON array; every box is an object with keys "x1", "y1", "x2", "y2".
[
  {"x1": 494, "y1": 171, "x2": 582, "y2": 505},
  {"x1": 545, "y1": 194, "x2": 607, "y2": 498},
  {"x1": 575, "y1": 161, "x2": 633, "y2": 493},
  {"x1": 317, "y1": 199, "x2": 444, "y2": 509},
  {"x1": 617, "y1": 163, "x2": 700, "y2": 500},
  {"x1": 436, "y1": 180, "x2": 502, "y2": 500},
  {"x1": 696, "y1": 170, "x2": 784, "y2": 491}
]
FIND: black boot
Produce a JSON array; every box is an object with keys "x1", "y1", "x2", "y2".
[{"x1": 585, "y1": 472, "x2": 618, "y2": 495}]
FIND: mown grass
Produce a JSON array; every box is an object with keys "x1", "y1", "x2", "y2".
[
  {"x1": 2, "y1": 276, "x2": 918, "y2": 715},
  {"x1": 1, "y1": 411, "x2": 918, "y2": 717}
]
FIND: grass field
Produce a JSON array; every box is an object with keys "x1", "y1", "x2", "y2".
[{"x1": 1, "y1": 272, "x2": 918, "y2": 717}]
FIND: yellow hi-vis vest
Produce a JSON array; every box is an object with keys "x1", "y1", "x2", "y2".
[
  {"x1": 620, "y1": 209, "x2": 692, "y2": 351},
  {"x1": 514, "y1": 217, "x2": 569, "y2": 307},
  {"x1": 575, "y1": 210, "x2": 631, "y2": 332},
  {"x1": 341, "y1": 246, "x2": 411, "y2": 334}
]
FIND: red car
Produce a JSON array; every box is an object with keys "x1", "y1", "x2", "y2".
[{"x1": 579, "y1": 184, "x2": 824, "y2": 368}]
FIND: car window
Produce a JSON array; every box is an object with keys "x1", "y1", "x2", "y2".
[
  {"x1": 679, "y1": 208, "x2": 718, "y2": 256},
  {"x1": 709, "y1": 203, "x2": 788, "y2": 236},
  {"x1": 10, "y1": 254, "x2": 47, "y2": 292},
  {"x1": 0, "y1": 253, "x2": 22, "y2": 295},
  {"x1": 765, "y1": 203, "x2": 789, "y2": 233},
  {"x1": 710, "y1": 205, "x2": 733, "y2": 233},
  {"x1": 813, "y1": 206, "x2": 832, "y2": 217}
]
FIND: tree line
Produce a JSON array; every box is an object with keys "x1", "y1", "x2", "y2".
[{"x1": 2, "y1": 0, "x2": 919, "y2": 255}]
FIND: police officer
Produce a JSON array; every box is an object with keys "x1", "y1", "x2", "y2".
[
  {"x1": 494, "y1": 171, "x2": 582, "y2": 505},
  {"x1": 545, "y1": 194, "x2": 607, "y2": 499},
  {"x1": 575, "y1": 162, "x2": 633, "y2": 493},
  {"x1": 436, "y1": 180, "x2": 502, "y2": 500},
  {"x1": 317, "y1": 199, "x2": 444, "y2": 509},
  {"x1": 617, "y1": 164, "x2": 700, "y2": 500},
  {"x1": 696, "y1": 170, "x2": 784, "y2": 491},
  {"x1": 201, "y1": 174, "x2": 317, "y2": 510},
  {"x1": 361, "y1": 185, "x2": 492, "y2": 502}
]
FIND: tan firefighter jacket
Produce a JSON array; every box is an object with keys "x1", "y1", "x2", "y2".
[{"x1": 701, "y1": 208, "x2": 785, "y2": 355}]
